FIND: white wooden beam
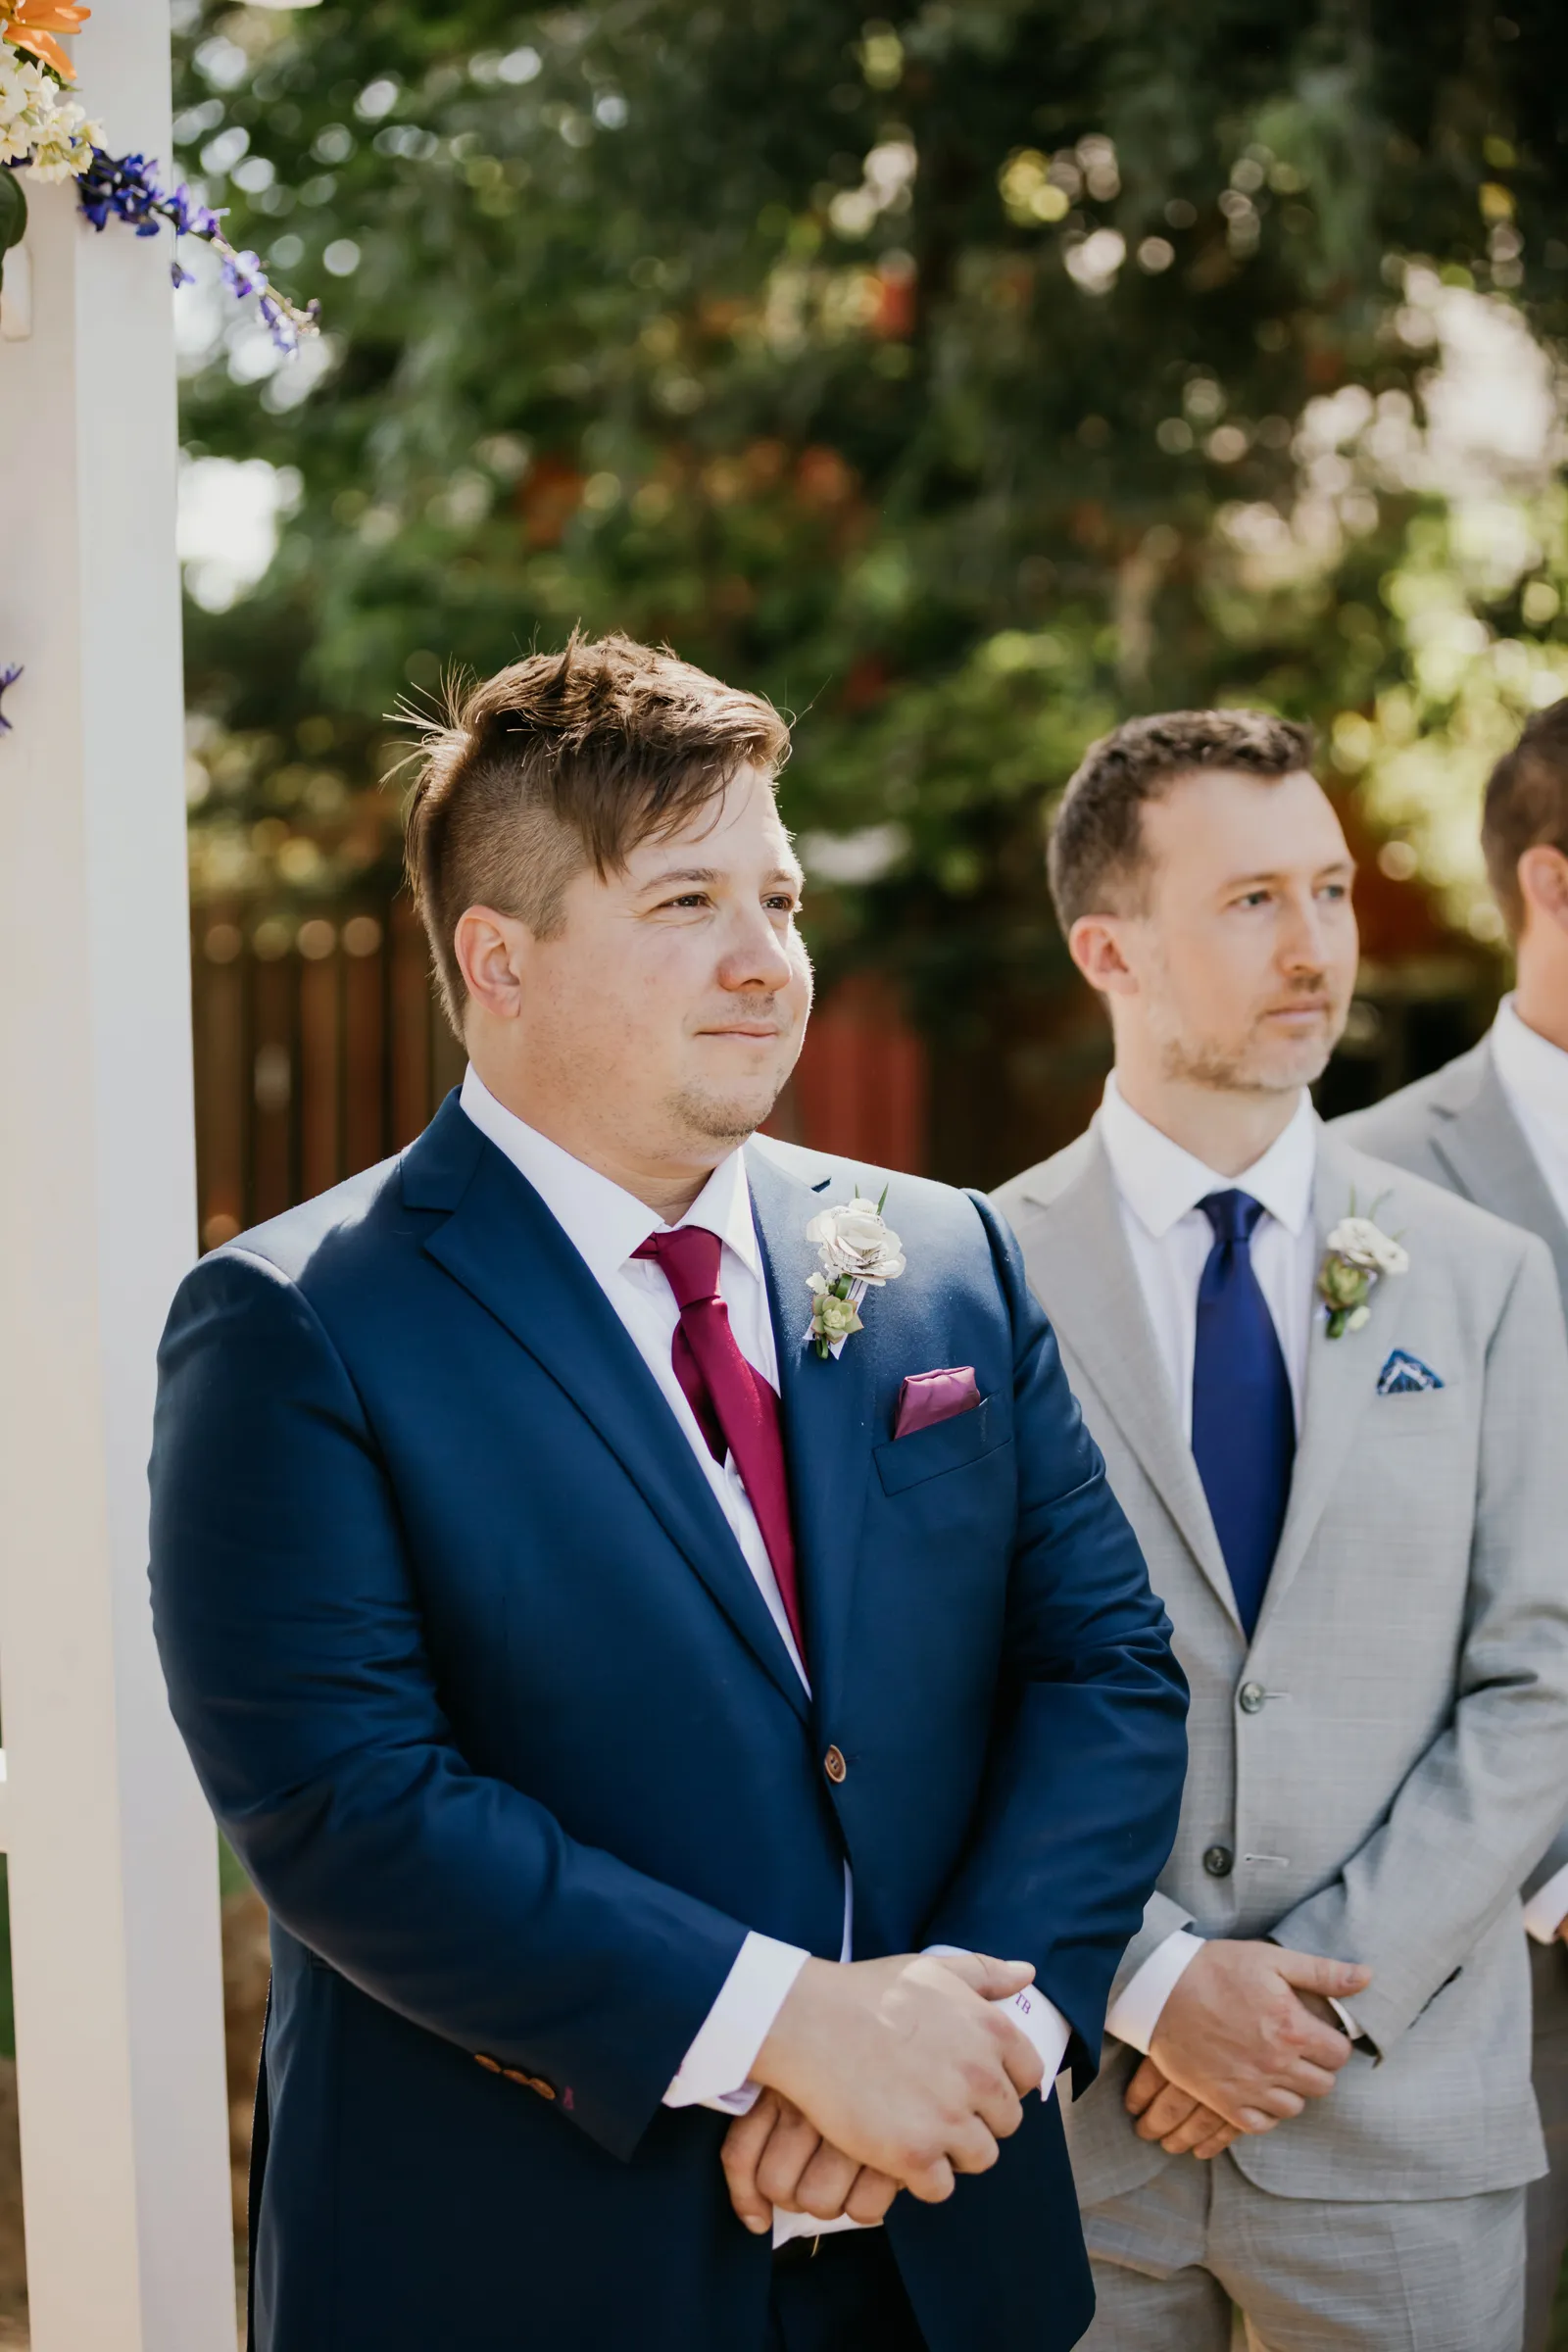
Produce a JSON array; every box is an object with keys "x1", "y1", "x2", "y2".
[{"x1": 0, "y1": 4, "x2": 237, "y2": 2344}]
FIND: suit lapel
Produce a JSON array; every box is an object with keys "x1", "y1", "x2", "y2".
[
  {"x1": 1017, "y1": 1137, "x2": 1239, "y2": 1629},
  {"x1": 1428, "y1": 1043, "x2": 1568, "y2": 1299},
  {"x1": 746, "y1": 1143, "x2": 872, "y2": 1721},
  {"x1": 410, "y1": 1109, "x2": 808, "y2": 1721},
  {"x1": 1252, "y1": 1132, "x2": 1377, "y2": 1630}
]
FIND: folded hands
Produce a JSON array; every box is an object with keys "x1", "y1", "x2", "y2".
[
  {"x1": 716, "y1": 1936, "x2": 1374, "y2": 2233},
  {"x1": 721, "y1": 1949, "x2": 1045, "y2": 2233},
  {"x1": 1128, "y1": 1937, "x2": 1372, "y2": 2158}
]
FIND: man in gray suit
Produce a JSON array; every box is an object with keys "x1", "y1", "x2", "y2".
[
  {"x1": 994, "y1": 710, "x2": 1568, "y2": 2350},
  {"x1": 1338, "y1": 697, "x2": 1568, "y2": 2351}
]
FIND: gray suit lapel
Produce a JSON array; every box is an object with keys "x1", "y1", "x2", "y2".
[
  {"x1": 1018, "y1": 1134, "x2": 1240, "y2": 1628},
  {"x1": 1254, "y1": 1131, "x2": 1383, "y2": 1630},
  {"x1": 1428, "y1": 1041, "x2": 1568, "y2": 1299}
]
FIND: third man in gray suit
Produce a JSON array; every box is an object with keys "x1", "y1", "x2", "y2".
[
  {"x1": 995, "y1": 710, "x2": 1568, "y2": 2350},
  {"x1": 1339, "y1": 696, "x2": 1568, "y2": 2352}
]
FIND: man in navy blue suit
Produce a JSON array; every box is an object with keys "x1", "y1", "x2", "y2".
[{"x1": 149, "y1": 632, "x2": 1187, "y2": 2352}]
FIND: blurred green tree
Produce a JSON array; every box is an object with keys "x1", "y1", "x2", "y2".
[{"x1": 172, "y1": 0, "x2": 1568, "y2": 1173}]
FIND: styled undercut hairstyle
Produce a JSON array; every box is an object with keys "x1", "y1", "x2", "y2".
[
  {"x1": 405, "y1": 630, "x2": 791, "y2": 1031},
  {"x1": 1482, "y1": 699, "x2": 1568, "y2": 942},
  {"x1": 1047, "y1": 708, "x2": 1316, "y2": 932}
]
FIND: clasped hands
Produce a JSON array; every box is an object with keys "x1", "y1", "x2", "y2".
[
  {"x1": 720, "y1": 1950, "x2": 1044, "y2": 2235},
  {"x1": 1123, "y1": 1938, "x2": 1372, "y2": 2161}
]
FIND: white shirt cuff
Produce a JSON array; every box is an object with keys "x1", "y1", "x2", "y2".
[
  {"x1": 922, "y1": 1944, "x2": 1071, "y2": 2093},
  {"x1": 663, "y1": 1930, "x2": 1072, "y2": 2126},
  {"x1": 1524, "y1": 1859, "x2": 1568, "y2": 1944},
  {"x1": 662, "y1": 1932, "x2": 809, "y2": 2114},
  {"x1": 1002, "y1": 1980, "x2": 1072, "y2": 2086},
  {"x1": 1104, "y1": 1928, "x2": 1204, "y2": 2055}
]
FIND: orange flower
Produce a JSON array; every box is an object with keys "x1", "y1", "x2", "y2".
[{"x1": 1, "y1": 0, "x2": 92, "y2": 82}]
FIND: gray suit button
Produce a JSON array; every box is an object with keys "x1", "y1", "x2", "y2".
[
  {"x1": 1202, "y1": 1843, "x2": 1234, "y2": 1878},
  {"x1": 1239, "y1": 1682, "x2": 1266, "y2": 1714}
]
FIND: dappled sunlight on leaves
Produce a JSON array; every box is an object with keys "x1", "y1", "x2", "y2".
[{"x1": 171, "y1": 0, "x2": 1568, "y2": 1164}]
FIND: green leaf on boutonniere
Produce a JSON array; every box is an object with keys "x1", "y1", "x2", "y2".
[
  {"x1": 1317, "y1": 1197, "x2": 1408, "y2": 1338},
  {"x1": 808, "y1": 1274, "x2": 863, "y2": 1358}
]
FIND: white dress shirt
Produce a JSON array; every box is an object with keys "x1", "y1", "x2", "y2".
[
  {"x1": 1491, "y1": 1000, "x2": 1568, "y2": 1943},
  {"x1": 460, "y1": 1066, "x2": 819, "y2": 2109},
  {"x1": 459, "y1": 1069, "x2": 1067, "y2": 2234},
  {"x1": 1096, "y1": 1076, "x2": 1321, "y2": 2052},
  {"x1": 1098, "y1": 1073, "x2": 1319, "y2": 1440}
]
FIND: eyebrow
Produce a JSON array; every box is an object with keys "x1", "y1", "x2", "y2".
[
  {"x1": 1224, "y1": 858, "x2": 1356, "y2": 886},
  {"x1": 636, "y1": 863, "x2": 805, "y2": 892}
]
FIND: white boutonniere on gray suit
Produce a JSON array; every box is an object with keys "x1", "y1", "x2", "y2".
[{"x1": 1316, "y1": 1207, "x2": 1409, "y2": 1339}]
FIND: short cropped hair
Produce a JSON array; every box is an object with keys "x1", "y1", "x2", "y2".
[
  {"x1": 1048, "y1": 709, "x2": 1316, "y2": 930},
  {"x1": 1482, "y1": 699, "x2": 1568, "y2": 941},
  {"x1": 405, "y1": 630, "x2": 791, "y2": 1030}
]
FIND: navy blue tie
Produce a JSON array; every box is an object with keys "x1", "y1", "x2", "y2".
[{"x1": 1191, "y1": 1191, "x2": 1295, "y2": 1637}]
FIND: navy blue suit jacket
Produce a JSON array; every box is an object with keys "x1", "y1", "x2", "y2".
[{"x1": 149, "y1": 1098, "x2": 1186, "y2": 2352}]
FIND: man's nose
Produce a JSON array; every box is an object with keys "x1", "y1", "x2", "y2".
[
  {"x1": 1279, "y1": 896, "x2": 1331, "y2": 975},
  {"x1": 718, "y1": 907, "x2": 796, "y2": 993}
]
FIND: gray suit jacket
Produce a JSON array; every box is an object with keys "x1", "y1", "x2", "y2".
[
  {"x1": 995, "y1": 1125, "x2": 1568, "y2": 2204},
  {"x1": 1338, "y1": 1041, "x2": 1568, "y2": 1903}
]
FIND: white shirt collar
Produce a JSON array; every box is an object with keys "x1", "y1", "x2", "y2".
[
  {"x1": 458, "y1": 1064, "x2": 760, "y2": 1283},
  {"x1": 1491, "y1": 995, "x2": 1568, "y2": 1138},
  {"x1": 1096, "y1": 1070, "x2": 1318, "y2": 1242}
]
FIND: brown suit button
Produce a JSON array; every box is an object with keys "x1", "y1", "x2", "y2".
[
  {"x1": 823, "y1": 1745, "x2": 848, "y2": 1785},
  {"x1": 501, "y1": 2065, "x2": 557, "y2": 2099},
  {"x1": 474, "y1": 2053, "x2": 502, "y2": 2073}
]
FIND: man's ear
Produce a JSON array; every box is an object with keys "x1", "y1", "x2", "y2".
[
  {"x1": 1067, "y1": 911, "x2": 1140, "y2": 999},
  {"x1": 1517, "y1": 846, "x2": 1568, "y2": 938},
  {"x1": 454, "y1": 905, "x2": 530, "y2": 1020}
]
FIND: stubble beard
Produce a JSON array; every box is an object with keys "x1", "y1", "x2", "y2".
[
  {"x1": 667, "y1": 996, "x2": 804, "y2": 1151},
  {"x1": 665, "y1": 1072, "x2": 788, "y2": 1152},
  {"x1": 1154, "y1": 1005, "x2": 1343, "y2": 1097}
]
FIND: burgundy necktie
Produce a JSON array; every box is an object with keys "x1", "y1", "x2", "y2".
[{"x1": 632, "y1": 1224, "x2": 806, "y2": 1659}]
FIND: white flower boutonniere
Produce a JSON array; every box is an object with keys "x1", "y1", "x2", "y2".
[
  {"x1": 804, "y1": 1185, "x2": 906, "y2": 1359},
  {"x1": 1317, "y1": 1200, "x2": 1409, "y2": 1339}
]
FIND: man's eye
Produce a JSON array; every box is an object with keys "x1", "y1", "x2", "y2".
[
  {"x1": 664, "y1": 893, "x2": 709, "y2": 910},
  {"x1": 765, "y1": 894, "x2": 799, "y2": 913},
  {"x1": 1320, "y1": 882, "x2": 1349, "y2": 902}
]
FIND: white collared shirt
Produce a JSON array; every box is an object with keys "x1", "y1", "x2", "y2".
[
  {"x1": 1487, "y1": 1004, "x2": 1568, "y2": 1943},
  {"x1": 1097, "y1": 1073, "x2": 1319, "y2": 1440},
  {"x1": 1097, "y1": 1077, "x2": 1323, "y2": 2052},
  {"x1": 460, "y1": 1067, "x2": 817, "y2": 2126},
  {"x1": 460, "y1": 1070, "x2": 1067, "y2": 2235},
  {"x1": 460, "y1": 1064, "x2": 804, "y2": 1683}
]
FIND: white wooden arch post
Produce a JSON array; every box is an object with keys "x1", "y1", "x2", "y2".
[{"x1": 0, "y1": 0, "x2": 238, "y2": 2344}]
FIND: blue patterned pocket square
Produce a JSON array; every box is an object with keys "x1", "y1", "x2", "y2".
[{"x1": 1377, "y1": 1349, "x2": 1444, "y2": 1396}]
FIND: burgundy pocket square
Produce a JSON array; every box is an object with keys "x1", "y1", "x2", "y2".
[{"x1": 894, "y1": 1366, "x2": 981, "y2": 1439}]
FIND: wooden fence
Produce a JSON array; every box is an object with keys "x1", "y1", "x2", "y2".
[{"x1": 191, "y1": 906, "x2": 930, "y2": 1248}]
